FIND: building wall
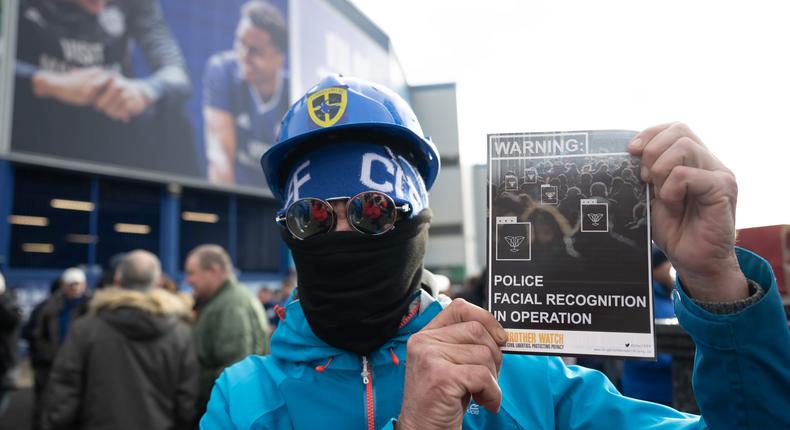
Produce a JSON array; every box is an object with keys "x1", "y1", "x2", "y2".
[
  {"x1": 471, "y1": 164, "x2": 488, "y2": 273},
  {"x1": 409, "y1": 83, "x2": 465, "y2": 281}
]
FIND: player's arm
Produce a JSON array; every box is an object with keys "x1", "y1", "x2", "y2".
[
  {"x1": 25, "y1": 66, "x2": 111, "y2": 106},
  {"x1": 127, "y1": 0, "x2": 190, "y2": 100},
  {"x1": 92, "y1": 0, "x2": 189, "y2": 122},
  {"x1": 204, "y1": 106, "x2": 237, "y2": 185}
]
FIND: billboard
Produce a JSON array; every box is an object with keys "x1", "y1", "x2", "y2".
[
  {"x1": 10, "y1": 0, "x2": 289, "y2": 189},
  {"x1": 290, "y1": 0, "x2": 392, "y2": 98}
]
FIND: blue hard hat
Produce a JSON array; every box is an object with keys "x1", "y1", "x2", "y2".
[{"x1": 260, "y1": 74, "x2": 441, "y2": 202}]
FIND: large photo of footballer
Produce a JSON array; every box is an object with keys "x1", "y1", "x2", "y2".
[
  {"x1": 12, "y1": 0, "x2": 198, "y2": 176},
  {"x1": 202, "y1": 0, "x2": 289, "y2": 187},
  {"x1": 10, "y1": 0, "x2": 289, "y2": 188}
]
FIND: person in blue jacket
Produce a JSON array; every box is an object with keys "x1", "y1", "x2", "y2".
[
  {"x1": 620, "y1": 246, "x2": 677, "y2": 405},
  {"x1": 202, "y1": 74, "x2": 790, "y2": 429}
]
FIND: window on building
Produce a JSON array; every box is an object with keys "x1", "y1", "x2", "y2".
[
  {"x1": 9, "y1": 166, "x2": 92, "y2": 268},
  {"x1": 236, "y1": 196, "x2": 281, "y2": 273},
  {"x1": 179, "y1": 188, "x2": 230, "y2": 262},
  {"x1": 97, "y1": 179, "x2": 162, "y2": 269}
]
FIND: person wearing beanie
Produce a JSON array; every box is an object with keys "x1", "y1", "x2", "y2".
[
  {"x1": 41, "y1": 250, "x2": 199, "y2": 430},
  {"x1": 30, "y1": 267, "x2": 91, "y2": 428},
  {"x1": 201, "y1": 75, "x2": 790, "y2": 429}
]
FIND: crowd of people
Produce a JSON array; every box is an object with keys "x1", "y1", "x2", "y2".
[
  {"x1": 1, "y1": 74, "x2": 788, "y2": 429},
  {"x1": 0, "y1": 244, "x2": 292, "y2": 429}
]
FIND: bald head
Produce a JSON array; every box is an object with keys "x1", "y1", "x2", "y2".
[
  {"x1": 116, "y1": 250, "x2": 162, "y2": 290},
  {"x1": 187, "y1": 244, "x2": 234, "y2": 276}
]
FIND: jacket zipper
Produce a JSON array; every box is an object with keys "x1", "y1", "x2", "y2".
[{"x1": 361, "y1": 355, "x2": 374, "y2": 430}]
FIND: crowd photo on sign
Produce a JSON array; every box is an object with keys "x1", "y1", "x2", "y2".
[
  {"x1": 487, "y1": 133, "x2": 655, "y2": 346},
  {"x1": 1, "y1": 0, "x2": 789, "y2": 429},
  {"x1": 490, "y1": 142, "x2": 648, "y2": 271}
]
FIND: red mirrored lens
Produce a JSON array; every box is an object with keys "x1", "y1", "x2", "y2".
[
  {"x1": 285, "y1": 198, "x2": 334, "y2": 239},
  {"x1": 347, "y1": 192, "x2": 397, "y2": 235}
]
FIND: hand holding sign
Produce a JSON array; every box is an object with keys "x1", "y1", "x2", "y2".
[
  {"x1": 398, "y1": 299, "x2": 507, "y2": 430},
  {"x1": 628, "y1": 123, "x2": 748, "y2": 302}
]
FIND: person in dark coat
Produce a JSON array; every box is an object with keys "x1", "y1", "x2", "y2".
[
  {"x1": 30, "y1": 268, "x2": 90, "y2": 428},
  {"x1": 41, "y1": 250, "x2": 199, "y2": 430},
  {"x1": 0, "y1": 272, "x2": 22, "y2": 413}
]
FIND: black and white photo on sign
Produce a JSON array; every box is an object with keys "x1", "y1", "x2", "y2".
[{"x1": 487, "y1": 130, "x2": 653, "y2": 358}]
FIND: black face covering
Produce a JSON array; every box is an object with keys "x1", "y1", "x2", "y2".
[{"x1": 282, "y1": 209, "x2": 431, "y2": 355}]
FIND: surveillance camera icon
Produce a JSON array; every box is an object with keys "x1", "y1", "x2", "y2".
[
  {"x1": 587, "y1": 212, "x2": 604, "y2": 226},
  {"x1": 504, "y1": 235, "x2": 525, "y2": 252}
]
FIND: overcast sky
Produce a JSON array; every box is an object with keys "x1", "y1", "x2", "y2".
[{"x1": 350, "y1": 0, "x2": 789, "y2": 229}]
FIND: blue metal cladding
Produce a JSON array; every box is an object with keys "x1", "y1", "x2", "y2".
[{"x1": 0, "y1": 160, "x2": 14, "y2": 270}]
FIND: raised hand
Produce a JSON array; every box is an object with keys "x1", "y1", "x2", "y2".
[{"x1": 628, "y1": 122, "x2": 748, "y2": 301}]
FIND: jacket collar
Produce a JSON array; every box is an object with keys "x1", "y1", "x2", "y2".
[
  {"x1": 270, "y1": 288, "x2": 450, "y2": 370},
  {"x1": 90, "y1": 287, "x2": 192, "y2": 319}
]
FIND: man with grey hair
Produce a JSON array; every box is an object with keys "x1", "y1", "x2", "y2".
[
  {"x1": 185, "y1": 244, "x2": 270, "y2": 413},
  {"x1": 115, "y1": 249, "x2": 162, "y2": 290},
  {"x1": 41, "y1": 250, "x2": 199, "y2": 430}
]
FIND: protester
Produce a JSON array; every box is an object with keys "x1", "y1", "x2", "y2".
[
  {"x1": 0, "y1": 272, "x2": 22, "y2": 414},
  {"x1": 30, "y1": 267, "x2": 90, "y2": 427},
  {"x1": 41, "y1": 250, "x2": 198, "y2": 430},
  {"x1": 21, "y1": 278, "x2": 60, "y2": 429},
  {"x1": 185, "y1": 244, "x2": 270, "y2": 413},
  {"x1": 621, "y1": 246, "x2": 677, "y2": 405},
  {"x1": 200, "y1": 75, "x2": 790, "y2": 429},
  {"x1": 203, "y1": 0, "x2": 289, "y2": 185}
]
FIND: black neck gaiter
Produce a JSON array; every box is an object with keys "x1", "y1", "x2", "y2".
[{"x1": 283, "y1": 209, "x2": 431, "y2": 355}]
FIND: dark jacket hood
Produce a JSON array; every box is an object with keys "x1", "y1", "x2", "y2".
[{"x1": 90, "y1": 288, "x2": 193, "y2": 340}]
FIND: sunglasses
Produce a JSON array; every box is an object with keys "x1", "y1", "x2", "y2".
[{"x1": 276, "y1": 191, "x2": 411, "y2": 240}]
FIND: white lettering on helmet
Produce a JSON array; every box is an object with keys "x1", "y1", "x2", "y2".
[
  {"x1": 285, "y1": 160, "x2": 311, "y2": 206},
  {"x1": 360, "y1": 153, "x2": 394, "y2": 192}
]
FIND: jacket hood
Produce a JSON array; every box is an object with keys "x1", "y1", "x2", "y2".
[
  {"x1": 270, "y1": 278, "x2": 450, "y2": 371},
  {"x1": 90, "y1": 288, "x2": 193, "y2": 340}
]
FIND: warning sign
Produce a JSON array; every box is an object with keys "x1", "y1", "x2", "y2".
[{"x1": 487, "y1": 130, "x2": 655, "y2": 358}]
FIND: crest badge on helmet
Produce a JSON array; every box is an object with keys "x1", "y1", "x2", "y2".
[{"x1": 307, "y1": 87, "x2": 348, "y2": 127}]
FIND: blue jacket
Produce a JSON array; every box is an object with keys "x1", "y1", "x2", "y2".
[{"x1": 202, "y1": 248, "x2": 790, "y2": 429}]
